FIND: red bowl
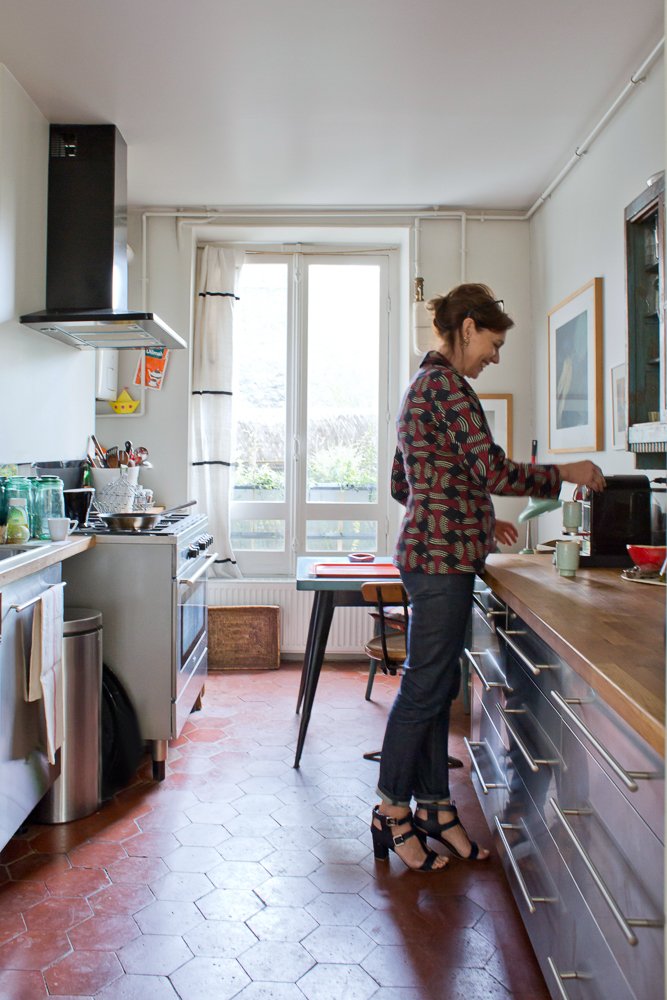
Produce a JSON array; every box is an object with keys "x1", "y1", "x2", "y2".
[{"x1": 626, "y1": 544, "x2": 667, "y2": 570}]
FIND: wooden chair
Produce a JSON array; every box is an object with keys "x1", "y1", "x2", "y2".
[{"x1": 361, "y1": 581, "x2": 409, "y2": 702}]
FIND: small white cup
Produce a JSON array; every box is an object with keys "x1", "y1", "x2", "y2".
[
  {"x1": 48, "y1": 517, "x2": 78, "y2": 541},
  {"x1": 555, "y1": 539, "x2": 580, "y2": 577}
]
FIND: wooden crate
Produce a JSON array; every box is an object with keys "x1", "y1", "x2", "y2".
[{"x1": 208, "y1": 605, "x2": 280, "y2": 670}]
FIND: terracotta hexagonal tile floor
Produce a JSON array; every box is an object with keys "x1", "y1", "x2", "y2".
[{"x1": 0, "y1": 664, "x2": 549, "y2": 998}]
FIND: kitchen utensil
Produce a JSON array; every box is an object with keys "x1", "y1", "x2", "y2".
[
  {"x1": 135, "y1": 446, "x2": 149, "y2": 465},
  {"x1": 48, "y1": 517, "x2": 78, "y2": 541},
  {"x1": 626, "y1": 544, "x2": 667, "y2": 570},
  {"x1": 555, "y1": 539, "x2": 580, "y2": 577},
  {"x1": 124, "y1": 441, "x2": 134, "y2": 460},
  {"x1": 96, "y1": 500, "x2": 197, "y2": 532},
  {"x1": 91, "y1": 434, "x2": 107, "y2": 467}
]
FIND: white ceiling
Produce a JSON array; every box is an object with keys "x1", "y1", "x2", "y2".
[{"x1": 0, "y1": 0, "x2": 663, "y2": 211}]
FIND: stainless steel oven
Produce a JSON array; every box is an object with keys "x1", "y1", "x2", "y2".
[{"x1": 63, "y1": 508, "x2": 216, "y2": 780}]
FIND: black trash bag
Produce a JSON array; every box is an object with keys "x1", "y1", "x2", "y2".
[{"x1": 101, "y1": 664, "x2": 144, "y2": 800}]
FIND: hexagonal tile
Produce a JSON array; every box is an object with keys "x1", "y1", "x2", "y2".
[
  {"x1": 208, "y1": 860, "x2": 270, "y2": 889},
  {"x1": 23, "y1": 896, "x2": 92, "y2": 933},
  {"x1": 133, "y1": 899, "x2": 203, "y2": 935},
  {"x1": 266, "y1": 826, "x2": 322, "y2": 852},
  {"x1": 117, "y1": 933, "x2": 193, "y2": 976},
  {"x1": 150, "y1": 871, "x2": 213, "y2": 902},
  {"x1": 163, "y1": 845, "x2": 221, "y2": 873},
  {"x1": 311, "y1": 839, "x2": 369, "y2": 865},
  {"x1": 260, "y1": 850, "x2": 320, "y2": 878},
  {"x1": 184, "y1": 918, "x2": 258, "y2": 958},
  {"x1": 169, "y1": 956, "x2": 250, "y2": 1000},
  {"x1": 297, "y1": 962, "x2": 378, "y2": 1000},
  {"x1": 175, "y1": 824, "x2": 230, "y2": 848},
  {"x1": 68, "y1": 912, "x2": 140, "y2": 951},
  {"x1": 96, "y1": 972, "x2": 179, "y2": 998},
  {"x1": 255, "y1": 876, "x2": 320, "y2": 908},
  {"x1": 305, "y1": 893, "x2": 373, "y2": 927},
  {"x1": 218, "y1": 837, "x2": 273, "y2": 862},
  {"x1": 43, "y1": 948, "x2": 123, "y2": 995},
  {"x1": 238, "y1": 940, "x2": 314, "y2": 982},
  {"x1": 308, "y1": 864, "x2": 370, "y2": 894},
  {"x1": 196, "y1": 888, "x2": 264, "y2": 922},
  {"x1": 89, "y1": 883, "x2": 155, "y2": 915},
  {"x1": 302, "y1": 925, "x2": 375, "y2": 964},
  {"x1": 246, "y1": 906, "x2": 317, "y2": 943}
]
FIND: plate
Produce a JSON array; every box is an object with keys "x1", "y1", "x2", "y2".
[{"x1": 620, "y1": 570, "x2": 666, "y2": 586}]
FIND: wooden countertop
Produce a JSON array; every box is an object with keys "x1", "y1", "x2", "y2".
[
  {"x1": 482, "y1": 554, "x2": 665, "y2": 756},
  {"x1": 0, "y1": 536, "x2": 96, "y2": 588}
]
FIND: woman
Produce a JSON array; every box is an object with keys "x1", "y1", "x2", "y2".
[{"x1": 371, "y1": 284, "x2": 605, "y2": 872}]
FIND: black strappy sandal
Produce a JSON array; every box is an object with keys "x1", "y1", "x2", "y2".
[
  {"x1": 414, "y1": 801, "x2": 489, "y2": 861},
  {"x1": 370, "y1": 806, "x2": 448, "y2": 872}
]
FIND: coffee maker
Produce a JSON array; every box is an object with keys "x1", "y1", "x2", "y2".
[{"x1": 572, "y1": 475, "x2": 652, "y2": 566}]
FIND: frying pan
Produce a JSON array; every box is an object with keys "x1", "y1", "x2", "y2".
[{"x1": 96, "y1": 500, "x2": 197, "y2": 532}]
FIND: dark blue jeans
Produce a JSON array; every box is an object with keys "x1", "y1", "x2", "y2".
[{"x1": 376, "y1": 570, "x2": 475, "y2": 807}]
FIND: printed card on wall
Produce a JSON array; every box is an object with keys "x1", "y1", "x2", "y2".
[{"x1": 134, "y1": 347, "x2": 169, "y2": 390}]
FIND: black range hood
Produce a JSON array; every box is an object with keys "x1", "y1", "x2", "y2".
[{"x1": 20, "y1": 124, "x2": 186, "y2": 350}]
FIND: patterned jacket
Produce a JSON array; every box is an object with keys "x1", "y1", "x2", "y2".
[{"x1": 392, "y1": 353, "x2": 561, "y2": 574}]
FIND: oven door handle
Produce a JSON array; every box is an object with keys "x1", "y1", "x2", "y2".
[{"x1": 178, "y1": 552, "x2": 219, "y2": 586}]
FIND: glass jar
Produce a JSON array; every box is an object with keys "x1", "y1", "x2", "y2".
[
  {"x1": 5, "y1": 477, "x2": 35, "y2": 536},
  {"x1": 6, "y1": 498, "x2": 30, "y2": 543},
  {"x1": 32, "y1": 476, "x2": 66, "y2": 540}
]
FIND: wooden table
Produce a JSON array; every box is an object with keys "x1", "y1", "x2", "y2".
[
  {"x1": 483, "y1": 553, "x2": 666, "y2": 754},
  {"x1": 293, "y1": 556, "x2": 399, "y2": 767}
]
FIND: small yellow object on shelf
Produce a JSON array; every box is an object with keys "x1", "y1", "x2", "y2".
[{"x1": 109, "y1": 388, "x2": 140, "y2": 414}]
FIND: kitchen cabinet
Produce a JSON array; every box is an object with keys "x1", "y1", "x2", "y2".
[
  {"x1": 466, "y1": 556, "x2": 664, "y2": 1000},
  {"x1": 625, "y1": 173, "x2": 667, "y2": 466},
  {"x1": 0, "y1": 565, "x2": 60, "y2": 850}
]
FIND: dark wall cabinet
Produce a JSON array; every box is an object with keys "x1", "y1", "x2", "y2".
[{"x1": 625, "y1": 174, "x2": 666, "y2": 467}]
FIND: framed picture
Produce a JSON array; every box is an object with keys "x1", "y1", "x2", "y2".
[
  {"x1": 547, "y1": 277, "x2": 603, "y2": 452},
  {"x1": 478, "y1": 393, "x2": 513, "y2": 457},
  {"x1": 611, "y1": 362, "x2": 627, "y2": 449}
]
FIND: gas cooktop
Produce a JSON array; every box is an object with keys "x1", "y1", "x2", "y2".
[{"x1": 76, "y1": 510, "x2": 207, "y2": 538}]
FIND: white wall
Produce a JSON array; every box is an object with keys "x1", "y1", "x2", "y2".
[
  {"x1": 0, "y1": 65, "x2": 94, "y2": 466},
  {"x1": 530, "y1": 54, "x2": 665, "y2": 540}
]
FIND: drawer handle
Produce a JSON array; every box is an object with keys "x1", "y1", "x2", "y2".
[
  {"x1": 497, "y1": 705, "x2": 560, "y2": 772},
  {"x1": 549, "y1": 797, "x2": 664, "y2": 946},
  {"x1": 494, "y1": 817, "x2": 555, "y2": 914},
  {"x1": 546, "y1": 957, "x2": 588, "y2": 1000},
  {"x1": 464, "y1": 649, "x2": 510, "y2": 692},
  {"x1": 550, "y1": 691, "x2": 659, "y2": 792},
  {"x1": 463, "y1": 738, "x2": 508, "y2": 794},
  {"x1": 10, "y1": 581, "x2": 66, "y2": 613},
  {"x1": 472, "y1": 591, "x2": 506, "y2": 621},
  {"x1": 497, "y1": 627, "x2": 555, "y2": 675}
]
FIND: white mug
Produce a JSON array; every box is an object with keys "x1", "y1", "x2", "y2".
[
  {"x1": 48, "y1": 517, "x2": 78, "y2": 541},
  {"x1": 555, "y1": 539, "x2": 580, "y2": 577}
]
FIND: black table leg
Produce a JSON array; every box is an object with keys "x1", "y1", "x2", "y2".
[
  {"x1": 296, "y1": 592, "x2": 318, "y2": 715},
  {"x1": 293, "y1": 590, "x2": 334, "y2": 768}
]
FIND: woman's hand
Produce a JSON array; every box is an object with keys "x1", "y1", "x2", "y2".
[
  {"x1": 558, "y1": 461, "x2": 606, "y2": 492},
  {"x1": 495, "y1": 519, "x2": 519, "y2": 546}
]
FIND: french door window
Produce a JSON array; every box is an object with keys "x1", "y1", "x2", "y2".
[{"x1": 229, "y1": 251, "x2": 392, "y2": 576}]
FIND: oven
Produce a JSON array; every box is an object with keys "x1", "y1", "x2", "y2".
[
  {"x1": 174, "y1": 537, "x2": 217, "y2": 744},
  {"x1": 62, "y1": 507, "x2": 216, "y2": 780}
]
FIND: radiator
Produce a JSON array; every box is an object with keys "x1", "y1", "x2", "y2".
[{"x1": 207, "y1": 579, "x2": 373, "y2": 657}]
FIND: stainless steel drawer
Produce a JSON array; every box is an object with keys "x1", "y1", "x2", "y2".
[
  {"x1": 464, "y1": 645, "x2": 508, "y2": 719},
  {"x1": 546, "y1": 853, "x2": 637, "y2": 1000},
  {"x1": 494, "y1": 674, "x2": 563, "y2": 826},
  {"x1": 472, "y1": 587, "x2": 508, "y2": 636},
  {"x1": 467, "y1": 684, "x2": 508, "y2": 825},
  {"x1": 550, "y1": 677, "x2": 664, "y2": 840},
  {"x1": 550, "y1": 736, "x2": 664, "y2": 998}
]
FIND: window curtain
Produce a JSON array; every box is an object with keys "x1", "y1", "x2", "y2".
[{"x1": 190, "y1": 246, "x2": 245, "y2": 579}]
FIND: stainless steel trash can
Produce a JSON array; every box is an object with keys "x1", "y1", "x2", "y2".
[{"x1": 36, "y1": 608, "x2": 103, "y2": 823}]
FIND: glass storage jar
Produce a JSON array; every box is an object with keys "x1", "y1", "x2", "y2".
[
  {"x1": 5, "y1": 477, "x2": 35, "y2": 536},
  {"x1": 6, "y1": 498, "x2": 30, "y2": 543},
  {"x1": 33, "y1": 476, "x2": 65, "y2": 540}
]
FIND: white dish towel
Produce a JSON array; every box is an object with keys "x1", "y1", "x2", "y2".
[{"x1": 26, "y1": 584, "x2": 65, "y2": 765}]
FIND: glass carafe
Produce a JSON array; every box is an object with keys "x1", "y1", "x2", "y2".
[{"x1": 33, "y1": 476, "x2": 65, "y2": 540}]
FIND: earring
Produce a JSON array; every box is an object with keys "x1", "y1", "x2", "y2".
[{"x1": 463, "y1": 336, "x2": 470, "y2": 348}]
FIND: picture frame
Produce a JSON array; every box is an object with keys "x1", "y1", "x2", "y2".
[
  {"x1": 610, "y1": 362, "x2": 627, "y2": 450},
  {"x1": 547, "y1": 277, "x2": 603, "y2": 453},
  {"x1": 478, "y1": 393, "x2": 513, "y2": 457}
]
